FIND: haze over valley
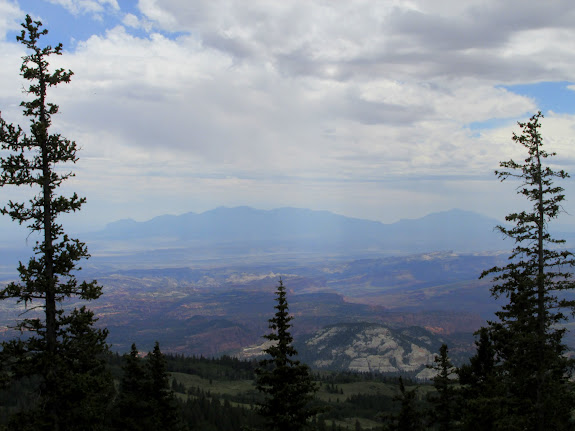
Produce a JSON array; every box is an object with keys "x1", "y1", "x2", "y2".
[{"x1": 0, "y1": 206, "x2": 552, "y2": 370}]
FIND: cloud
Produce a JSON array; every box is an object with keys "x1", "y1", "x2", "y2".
[
  {"x1": 136, "y1": 0, "x2": 180, "y2": 31},
  {"x1": 134, "y1": 0, "x2": 575, "y2": 83},
  {"x1": 0, "y1": 0, "x2": 22, "y2": 39},
  {"x1": 47, "y1": 0, "x2": 119, "y2": 15},
  {"x1": 1, "y1": 0, "x2": 575, "y2": 227}
]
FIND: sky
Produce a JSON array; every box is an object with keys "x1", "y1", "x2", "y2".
[{"x1": 1, "y1": 0, "x2": 575, "y2": 231}]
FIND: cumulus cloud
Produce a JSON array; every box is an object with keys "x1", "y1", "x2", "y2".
[
  {"x1": 134, "y1": 0, "x2": 575, "y2": 82},
  {"x1": 0, "y1": 0, "x2": 22, "y2": 38}
]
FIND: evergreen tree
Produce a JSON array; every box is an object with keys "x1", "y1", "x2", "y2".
[
  {"x1": 113, "y1": 343, "x2": 182, "y2": 431},
  {"x1": 146, "y1": 342, "x2": 182, "y2": 430},
  {"x1": 255, "y1": 278, "x2": 318, "y2": 431},
  {"x1": 382, "y1": 377, "x2": 423, "y2": 431},
  {"x1": 113, "y1": 344, "x2": 154, "y2": 430},
  {"x1": 457, "y1": 328, "x2": 503, "y2": 431},
  {"x1": 0, "y1": 15, "x2": 113, "y2": 430},
  {"x1": 427, "y1": 344, "x2": 457, "y2": 431},
  {"x1": 45, "y1": 307, "x2": 114, "y2": 430},
  {"x1": 475, "y1": 112, "x2": 575, "y2": 430}
]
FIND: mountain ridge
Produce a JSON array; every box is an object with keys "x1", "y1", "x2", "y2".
[
  {"x1": 104, "y1": 206, "x2": 495, "y2": 230},
  {"x1": 0, "y1": 206, "x2": 541, "y2": 276},
  {"x1": 91, "y1": 206, "x2": 506, "y2": 256}
]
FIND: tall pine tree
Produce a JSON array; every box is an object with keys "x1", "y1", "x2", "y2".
[
  {"x1": 255, "y1": 278, "x2": 318, "y2": 431},
  {"x1": 472, "y1": 112, "x2": 575, "y2": 430},
  {"x1": 0, "y1": 15, "x2": 113, "y2": 430}
]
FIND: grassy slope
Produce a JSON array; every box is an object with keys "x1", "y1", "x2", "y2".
[{"x1": 170, "y1": 370, "x2": 434, "y2": 430}]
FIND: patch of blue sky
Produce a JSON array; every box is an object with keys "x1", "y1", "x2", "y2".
[
  {"x1": 466, "y1": 117, "x2": 517, "y2": 133},
  {"x1": 500, "y1": 81, "x2": 575, "y2": 115},
  {"x1": 465, "y1": 81, "x2": 575, "y2": 134},
  {"x1": 8, "y1": 1, "x2": 115, "y2": 50},
  {"x1": 6, "y1": 1, "x2": 185, "y2": 51}
]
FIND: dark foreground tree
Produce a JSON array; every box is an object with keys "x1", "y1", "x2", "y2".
[
  {"x1": 457, "y1": 328, "x2": 503, "y2": 431},
  {"x1": 255, "y1": 278, "x2": 318, "y2": 431},
  {"x1": 469, "y1": 112, "x2": 575, "y2": 430},
  {"x1": 427, "y1": 344, "x2": 457, "y2": 431},
  {"x1": 112, "y1": 343, "x2": 182, "y2": 431},
  {"x1": 146, "y1": 342, "x2": 182, "y2": 429},
  {"x1": 0, "y1": 15, "x2": 113, "y2": 430},
  {"x1": 382, "y1": 377, "x2": 423, "y2": 431},
  {"x1": 112, "y1": 344, "x2": 153, "y2": 430}
]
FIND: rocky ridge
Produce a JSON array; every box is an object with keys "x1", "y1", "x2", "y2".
[{"x1": 238, "y1": 322, "x2": 453, "y2": 379}]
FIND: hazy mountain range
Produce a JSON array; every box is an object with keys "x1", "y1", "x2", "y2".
[
  {"x1": 97, "y1": 206, "x2": 503, "y2": 250},
  {"x1": 4, "y1": 205, "x2": 574, "y2": 275},
  {"x1": 82, "y1": 207, "x2": 514, "y2": 269}
]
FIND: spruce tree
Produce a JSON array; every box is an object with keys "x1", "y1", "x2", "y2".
[
  {"x1": 0, "y1": 15, "x2": 113, "y2": 430},
  {"x1": 146, "y1": 342, "x2": 182, "y2": 430},
  {"x1": 475, "y1": 112, "x2": 575, "y2": 430},
  {"x1": 427, "y1": 344, "x2": 457, "y2": 431},
  {"x1": 255, "y1": 278, "x2": 318, "y2": 431},
  {"x1": 382, "y1": 377, "x2": 423, "y2": 431},
  {"x1": 113, "y1": 344, "x2": 154, "y2": 430},
  {"x1": 457, "y1": 328, "x2": 504, "y2": 431},
  {"x1": 113, "y1": 343, "x2": 182, "y2": 431}
]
